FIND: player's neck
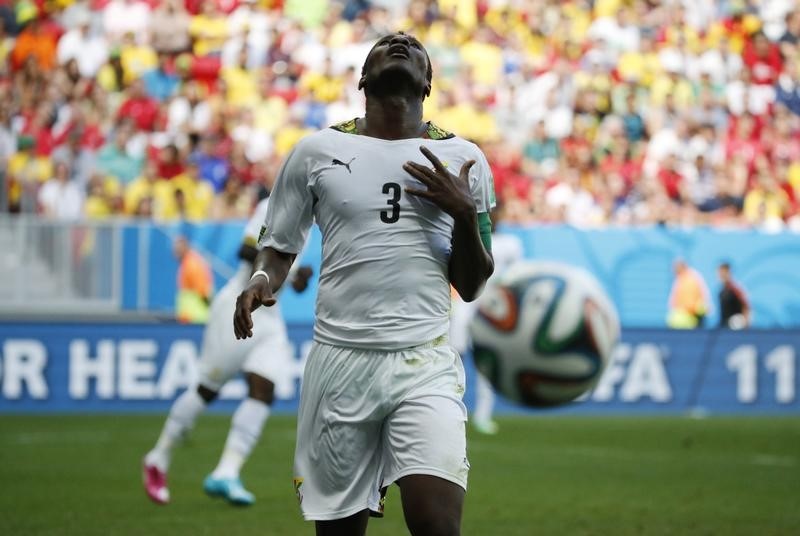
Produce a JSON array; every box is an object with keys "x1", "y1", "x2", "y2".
[{"x1": 360, "y1": 96, "x2": 426, "y2": 140}]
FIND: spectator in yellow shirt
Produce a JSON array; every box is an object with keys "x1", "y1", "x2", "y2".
[
  {"x1": 743, "y1": 172, "x2": 789, "y2": 226},
  {"x1": 274, "y1": 117, "x2": 314, "y2": 157},
  {"x1": 84, "y1": 173, "x2": 123, "y2": 219},
  {"x1": 7, "y1": 136, "x2": 53, "y2": 212},
  {"x1": 459, "y1": 27, "x2": 503, "y2": 86},
  {"x1": 299, "y1": 58, "x2": 344, "y2": 104},
  {"x1": 170, "y1": 162, "x2": 214, "y2": 221},
  {"x1": 190, "y1": 0, "x2": 229, "y2": 57},
  {"x1": 222, "y1": 48, "x2": 260, "y2": 107},
  {"x1": 124, "y1": 161, "x2": 170, "y2": 215},
  {"x1": 120, "y1": 32, "x2": 158, "y2": 84}
]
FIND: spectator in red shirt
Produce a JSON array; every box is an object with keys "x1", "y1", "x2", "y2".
[
  {"x1": 486, "y1": 142, "x2": 532, "y2": 203},
  {"x1": 742, "y1": 31, "x2": 783, "y2": 86},
  {"x1": 657, "y1": 153, "x2": 685, "y2": 202},
  {"x1": 117, "y1": 79, "x2": 159, "y2": 131},
  {"x1": 155, "y1": 143, "x2": 185, "y2": 179},
  {"x1": 725, "y1": 113, "x2": 764, "y2": 170},
  {"x1": 22, "y1": 104, "x2": 72, "y2": 156}
]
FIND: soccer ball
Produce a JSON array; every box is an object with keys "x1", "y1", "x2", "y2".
[{"x1": 469, "y1": 261, "x2": 620, "y2": 407}]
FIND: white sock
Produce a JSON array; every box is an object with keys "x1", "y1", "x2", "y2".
[
  {"x1": 211, "y1": 398, "x2": 270, "y2": 480},
  {"x1": 145, "y1": 389, "x2": 207, "y2": 472},
  {"x1": 473, "y1": 373, "x2": 496, "y2": 424}
]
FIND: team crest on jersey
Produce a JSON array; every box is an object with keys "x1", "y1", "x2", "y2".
[{"x1": 293, "y1": 477, "x2": 304, "y2": 504}]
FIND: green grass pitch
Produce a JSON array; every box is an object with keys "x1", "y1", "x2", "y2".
[{"x1": 0, "y1": 415, "x2": 798, "y2": 535}]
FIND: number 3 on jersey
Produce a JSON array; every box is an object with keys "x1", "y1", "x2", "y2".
[{"x1": 381, "y1": 182, "x2": 401, "y2": 223}]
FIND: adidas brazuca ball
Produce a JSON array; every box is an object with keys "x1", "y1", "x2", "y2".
[{"x1": 469, "y1": 261, "x2": 620, "y2": 407}]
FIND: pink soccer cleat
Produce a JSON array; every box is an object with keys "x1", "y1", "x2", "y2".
[{"x1": 142, "y1": 462, "x2": 170, "y2": 505}]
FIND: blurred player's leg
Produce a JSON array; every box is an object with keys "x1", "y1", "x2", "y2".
[
  {"x1": 450, "y1": 298, "x2": 497, "y2": 434},
  {"x1": 472, "y1": 372, "x2": 498, "y2": 435},
  {"x1": 143, "y1": 385, "x2": 215, "y2": 504},
  {"x1": 204, "y1": 373, "x2": 273, "y2": 506}
]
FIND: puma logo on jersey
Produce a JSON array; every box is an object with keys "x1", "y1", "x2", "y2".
[{"x1": 332, "y1": 157, "x2": 356, "y2": 173}]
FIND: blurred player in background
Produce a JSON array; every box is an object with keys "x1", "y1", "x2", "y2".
[
  {"x1": 234, "y1": 32, "x2": 494, "y2": 536},
  {"x1": 450, "y1": 206, "x2": 523, "y2": 435},
  {"x1": 717, "y1": 262, "x2": 751, "y2": 329},
  {"x1": 143, "y1": 197, "x2": 313, "y2": 506}
]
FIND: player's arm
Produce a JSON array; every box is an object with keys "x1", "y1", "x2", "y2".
[
  {"x1": 233, "y1": 247, "x2": 295, "y2": 339},
  {"x1": 239, "y1": 240, "x2": 313, "y2": 293},
  {"x1": 448, "y1": 210, "x2": 494, "y2": 301},
  {"x1": 404, "y1": 146, "x2": 494, "y2": 302},
  {"x1": 233, "y1": 142, "x2": 314, "y2": 338}
]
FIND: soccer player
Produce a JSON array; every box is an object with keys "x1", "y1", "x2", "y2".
[
  {"x1": 143, "y1": 197, "x2": 312, "y2": 506},
  {"x1": 450, "y1": 206, "x2": 523, "y2": 435},
  {"x1": 233, "y1": 32, "x2": 494, "y2": 535}
]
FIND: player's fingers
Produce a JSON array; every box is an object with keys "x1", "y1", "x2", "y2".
[
  {"x1": 262, "y1": 296, "x2": 277, "y2": 307},
  {"x1": 419, "y1": 146, "x2": 448, "y2": 175},
  {"x1": 403, "y1": 162, "x2": 436, "y2": 185},
  {"x1": 234, "y1": 308, "x2": 250, "y2": 339},
  {"x1": 405, "y1": 187, "x2": 434, "y2": 198},
  {"x1": 234, "y1": 310, "x2": 247, "y2": 338},
  {"x1": 234, "y1": 294, "x2": 253, "y2": 339},
  {"x1": 458, "y1": 160, "x2": 476, "y2": 182}
]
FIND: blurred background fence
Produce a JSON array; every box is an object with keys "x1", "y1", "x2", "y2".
[{"x1": 3, "y1": 217, "x2": 799, "y2": 328}]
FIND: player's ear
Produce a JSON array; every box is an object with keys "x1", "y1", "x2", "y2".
[
  {"x1": 423, "y1": 81, "x2": 431, "y2": 99},
  {"x1": 358, "y1": 75, "x2": 366, "y2": 91}
]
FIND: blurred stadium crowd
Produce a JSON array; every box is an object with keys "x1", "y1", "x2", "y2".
[{"x1": 2, "y1": 0, "x2": 800, "y2": 229}]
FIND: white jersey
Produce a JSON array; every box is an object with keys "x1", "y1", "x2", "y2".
[
  {"x1": 260, "y1": 123, "x2": 495, "y2": 350},
  {"x1": 234, "y1": 197, "x2": 271, "y2": 273},
  {"x1": 244, "y1": 198, "x2": 270, "y2": 245}
]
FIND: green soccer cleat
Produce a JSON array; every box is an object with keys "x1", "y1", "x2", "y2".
[{"x1": 203, "y1": 475, "x2": 255, "y2": 506}]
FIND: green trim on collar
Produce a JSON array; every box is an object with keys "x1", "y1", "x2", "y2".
[{"x1": 330, "y1": 119, "x2": 455, "y2": 140}]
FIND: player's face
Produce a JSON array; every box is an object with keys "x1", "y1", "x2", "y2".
[{"x1": 360, "y1": 33, "x2": 431, "y2": 97}]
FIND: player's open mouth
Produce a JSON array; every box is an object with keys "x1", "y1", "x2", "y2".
[{"x1": 388, "y1": 44, "x2": 410, "y2": 58}]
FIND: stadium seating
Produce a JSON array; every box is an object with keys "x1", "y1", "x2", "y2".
[{"x1": 1, "y1": 0, "x2": 799, "y2": 229}]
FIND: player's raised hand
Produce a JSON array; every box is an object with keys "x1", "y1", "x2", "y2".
[
  {"x1": 403, "y1": 146, "x2": 476, "y2": 218},
  {"x1": 233, "y1": 276, "x2": 277, "y2": 339}
]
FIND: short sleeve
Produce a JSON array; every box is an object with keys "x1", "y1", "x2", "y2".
[
  {"x1": 258, "y1": 143, "x2": 314, "y2": 254},
  {"x1": 469, "y1": 146, "x2": 496, "y2": 214}
]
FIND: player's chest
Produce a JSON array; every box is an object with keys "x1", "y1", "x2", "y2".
[{"x1": 309, "y1": 148, "x2": 458, "y2": 227}]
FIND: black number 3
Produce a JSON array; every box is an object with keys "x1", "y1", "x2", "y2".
[{"x1": 381, "y1": 182, "x2": 401, "y2": 223}]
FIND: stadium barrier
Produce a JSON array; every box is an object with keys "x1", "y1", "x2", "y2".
[
  {"x1": 3, "y1": 218, "x2": 799, "y2": 327},
  {"x1": 1, "y1": 323, "x2": 797, "y2": 415}
]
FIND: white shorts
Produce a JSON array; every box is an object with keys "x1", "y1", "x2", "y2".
[
  {"x1": 197, "y1": 268, "x2": 293, "y2": 391},
  {"x1": 293, "y1": 339, "x2": 469, "y2": 521}
]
